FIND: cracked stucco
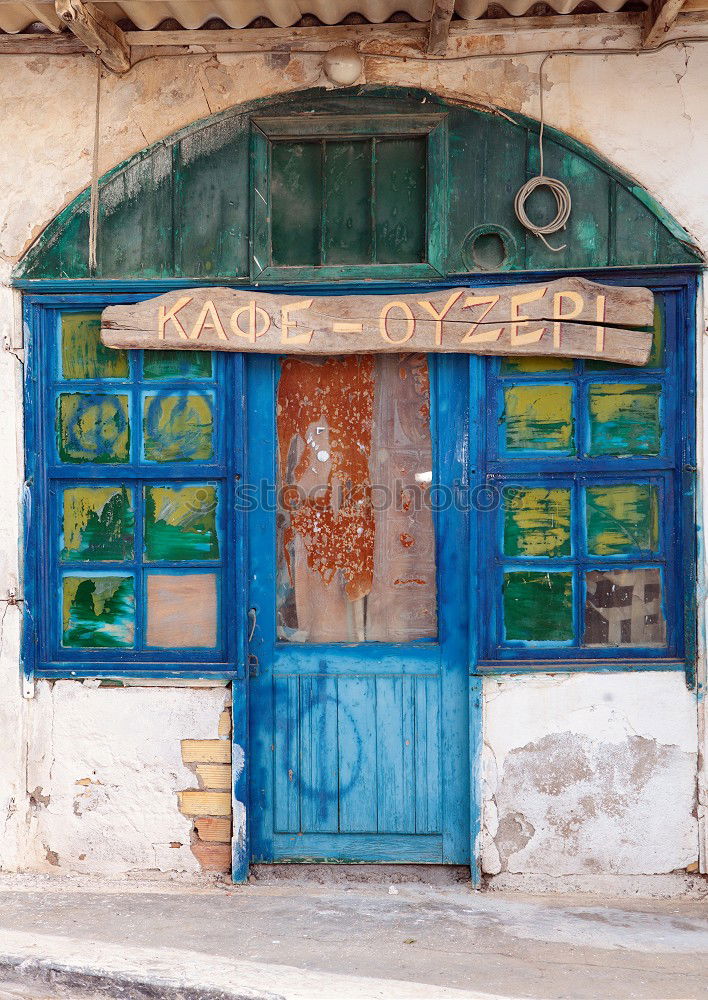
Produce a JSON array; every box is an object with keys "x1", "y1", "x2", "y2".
[
  {"x1": 481, "y1": 674, "x2": 699, "y2": 876},
  {"x1": 24, "y1": 682, "x2": 229, "y2": 874}
]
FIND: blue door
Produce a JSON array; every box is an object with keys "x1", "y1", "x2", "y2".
[{"x1": 247, "y1": 350, "x2": 471, "y2": 863}]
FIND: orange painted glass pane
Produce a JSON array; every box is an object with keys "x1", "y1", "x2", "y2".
[{"x1": 146, "y1": 573, "x2": 218, "y2": 648}]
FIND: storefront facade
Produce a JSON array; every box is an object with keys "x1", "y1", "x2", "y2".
[{"x1": 0, "y1": 20, "x2": 706, "y2": 885}]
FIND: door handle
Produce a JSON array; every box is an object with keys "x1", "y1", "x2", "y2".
[{"x1": 248, "y1": 607, "x2": 257, "y2": 643}]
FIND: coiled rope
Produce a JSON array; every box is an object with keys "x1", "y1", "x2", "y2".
[{"x1": 514, "y1": 54, "x2": 571, "y2": 253}]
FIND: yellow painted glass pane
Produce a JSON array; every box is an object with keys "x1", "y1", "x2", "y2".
[
  {"x1": 62, "y1": 574, "x2": 135, "y2": 648},
  {"x1": 503, "y1": 487, "x2": 571, "y2": 557},
  {"x1": 585, "y1": 484, "x2": 659, "y2": 556},
  {"x1": 61, "y1": 312, "x2": 128, "y2": 380},
  {"x1": 144, "y1": 485, "x2": 219, "y2": 561},
  {"x1": 143, "y1": 391, "x2": 214, "y2": 462},
  {"x1": 57, "y1": 393, "x2": 130, "y2": 464},
  {"x1": 588, "y1": 383, "x2": 661, "y2": 456},
  {"x1": 62, "y1": 486, "x2": 134, "y2": 561},
  {"x1": 500, "y1": 357, "x2": 574, "y2": 374},
  {"x1": 503, "y1": 384, "x2": 574, "y2": 452}
]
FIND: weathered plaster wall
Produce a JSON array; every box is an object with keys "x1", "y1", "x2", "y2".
[
  {"x1": 0, "y1": 36, "x2": 705, "y2": 878},
  {"x1": 24, "y1": 681, "x2": 230, "y2": 875},
  {"x1": 481, "y1": 673, "x2": 699, "y2": 876}
]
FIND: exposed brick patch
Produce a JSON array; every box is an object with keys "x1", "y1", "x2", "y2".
[{"x1": 179, "y1": 707, "x2": 232, "y2": 873}]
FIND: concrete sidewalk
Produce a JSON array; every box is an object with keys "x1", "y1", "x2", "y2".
[{"x1": 0, "y1": 875, "x2": 705, "y2": 1000}]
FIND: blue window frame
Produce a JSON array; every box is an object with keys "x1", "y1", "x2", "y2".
[
  {"x1": 474, "y1": 277, "x2": 696, "y2": 680},
  {"x1": 21, "y1": 272, "x2": 696, "y2": 685},
  {"x1": 23, "y1": 294, "x2": 244, "y2": 680}
]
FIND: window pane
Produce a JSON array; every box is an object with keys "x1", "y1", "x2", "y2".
[
  {"x1": 502, "y1": 385, "x2": 574, "y2": 453},
  {"x1": 57, "y1": 392, "x2": 130, "y2": 464},
  {"x1": 271, "y1": 140, "x2": 321, "y2": 266},
  {"x1": 144, "y1": 484, "x2": 219, "y2": 561},
  {"x1": 588, "y1": 383, "x2": 661, "y2": 456},
  {"x1": 375, "y1": 137, "x2": 426, "y2": 264},
  {"x1": 324, "y1": 140, "x2": 372, "y2": 264},
  {"x1": 503, "y1": 487, "x2": 571, "y2": 557},
  {"x1": 276, "y1": 354, "x2": 437, "y2": 643},
  {"x1": 585, "y1": 484, "x2": 659, "y2": 556},
  {"x1": 502, "y1": 570, "x2": 573, "y2": 642},
  {"x1": 143, "y1": 350, "x2": 212, "y2": 380},
  {"x1": 61, "y1": 312, "x2": 128, "y2": 380},
  {"x1": 62, "y1": 486, "x2": 134, "y2": 561},
  {"x1": 146, "y1": 572, "x2": 218, "y2": 647},
  {"x1": 500, "y1": 357, "x2": 574, "y2": 375},
  {"x1": 62, "y1": 574, "x2": 135, "y2": 648},
  {"x1": 584, "y1": 568, "x2": 666, "y2": 646},
  {"x1": 143, "y1": 391, "x2": 214, "y2": 462}
]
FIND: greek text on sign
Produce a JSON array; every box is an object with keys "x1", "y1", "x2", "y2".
[{"x1": 101, "y1": 277, "x2": 654, "y2": 366}]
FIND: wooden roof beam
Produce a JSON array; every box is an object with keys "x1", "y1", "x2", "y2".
[
  {"x1": 427, "y1": 0, "x2": 456, "y2": 55},
  {"x1": 642, "y1": 0, "x2": 688, "y2": 46},
  {"x1": 54, "y1": 0, "x2": 130, "y2": 72}
]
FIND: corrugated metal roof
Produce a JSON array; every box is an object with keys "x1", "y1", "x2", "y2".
[{"x1": 0, "y1": 0, "x2": 644, "y2": 35}]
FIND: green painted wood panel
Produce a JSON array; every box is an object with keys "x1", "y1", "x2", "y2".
[
  {"x1": 176, "y1": 117, "x2": 250, "y2": 278},
  {"x1": 271, "y1": 140, "x2": 321, "y2": 266},
  {"x1": 325, "y1": 139, "x2": 372, "y2": 264},
  {"x1": 375, "y1": 137, "x2": 426, "y2": 264},
  {"x1": 15, "y1": 86, "x2": 701, "y2": 281},
  {"x1": 524, "y1": 137, "x2": 610, "y2": 271},
  {"x1": 97, "y1": 145, "x2": 174, "y2": 278}
]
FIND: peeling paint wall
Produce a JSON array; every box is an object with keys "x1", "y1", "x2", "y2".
[
  {"x1": 481, "y1": 673, "x2": 699, "y2": 876},
  {"x1": 0, "y1": 33, "x2": 706, "y2": 879},
  {"x1": 24, "y1": 681, "x2": 231, "y2": 875}
]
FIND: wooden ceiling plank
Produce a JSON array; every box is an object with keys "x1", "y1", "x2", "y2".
[
  {"x1": 3, "y1": 12, "x2": 707, "y2": 59},
  {"x1": 427, "y1": 0, "x2": 456, "y2": 55},
  {"x1": 642, "y1": 0, "x2": 689, "y2": 46},
  {"x1": 54, "y1": 0, "x2": 130, "y2": 71}
]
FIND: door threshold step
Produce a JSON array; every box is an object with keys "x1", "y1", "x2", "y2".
[{"x1": 248, "y1": 863, "x2": 472, "y2": 885}]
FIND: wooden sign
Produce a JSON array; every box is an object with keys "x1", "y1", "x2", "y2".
[{"x1": 101, "y1": 277, "x2": 654, "y2": 366}]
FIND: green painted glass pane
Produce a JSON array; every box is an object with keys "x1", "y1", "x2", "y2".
[
  {"x1": 324, "y1": 139, "x2": 372, "y2": 265},
  {"x1": 503, "y1": 570, "x2": 574, "y2": 642},
  {"x1": 500, "y1": 357, "x2": 574, "y2": 374},
  {"x1": 585, "y1": 568, "x2": 666, "y2": 646},
  {"x1": 375, "y1": 137, "x2": 427, "y2": 264},
  {"x1": 61, "y1": 312, "x2": 129, "y2": 380},
  {"x1": 503, "y1": 487, "x2": 571, "y2": 557},
  {"x1": 143, "y1": 392, "x2": 214, "y2": 463},
  {"x1": 143, "y1": 351, "x2": 212, "y2": 380},
  {"x1": 502, "y1": 384, "x2": 574, "y2": 452},
  {"x1": 271, "y1": 140, "x2": 321, "y2": 266},
  {"x1": 144, "y1": 484, "x2": 219, "y2": 561},
  {"x1": 585, "y1": 484, "x2": 659, "y2": 556},
  {"x1": 588, "y1": 383, "x2": 661, "y2": 456},
  {"x1": 62, "y1": 574, "x2": 135, "y2": 648},
  {"x1": 586, "y1": 302, "x2": 664, "y2": 372},
  {"x1": 62, "y1": 486, "x2": 134, "y2": 561},
  {"x1": 57, "y1": 393, "x2": 130, "y2": 464}
]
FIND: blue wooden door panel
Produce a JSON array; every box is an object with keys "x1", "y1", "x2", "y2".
[
  {"x1": 299, "y1": 675, "x2": 340, "y2": 834},
  {"x1": 337, "y1": 676, "x2": 378, "y2": 833},
  {"x1": 414, "y1": 675, "x2": 442, "y2": 835},
  {"x1": 273, "y1": 674, "x2": 300, "y2": 833},
  {"x1": 247, "y1": 346, "x2": 472, "y2": 864},
  {"x1": 271, "y1": 833, "x2": 443, "y2": 862}
]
